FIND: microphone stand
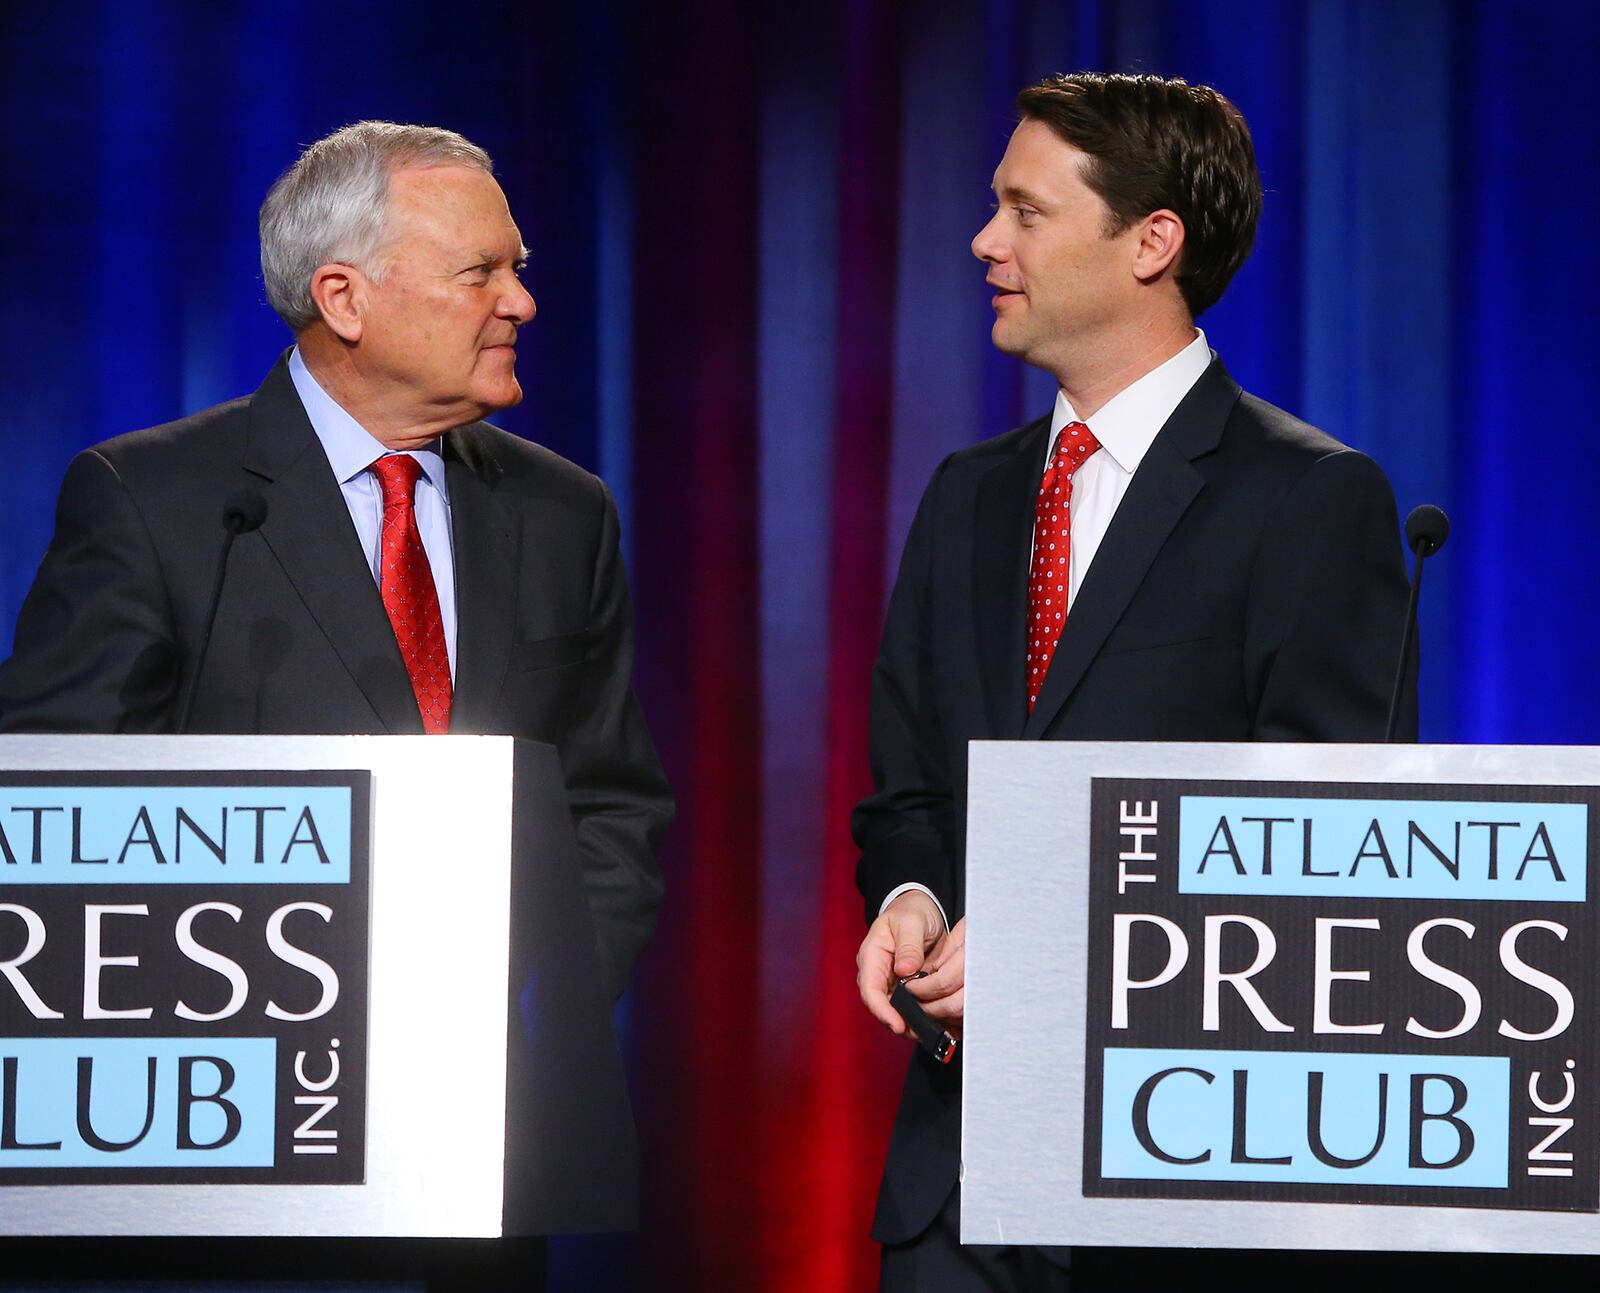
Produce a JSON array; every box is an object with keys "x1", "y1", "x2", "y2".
[
  {"x1": 1384, "y1": 504, "x2": 1450, "y2": 743},
  {"x1": 176, "y1": 491, "x2": 268, "y2": 734}
]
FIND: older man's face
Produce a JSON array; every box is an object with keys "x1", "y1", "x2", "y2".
[{"x1": 357, "y1": 164, "x2": 535, "y2": 425}]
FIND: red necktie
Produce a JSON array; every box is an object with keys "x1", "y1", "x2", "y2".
[
  {"x1": 370, "y1": 454, "x2": 453, "y2": 734},
  {"x1": 1027, "y1": 421, "x2": 1099, "y2": 712}
]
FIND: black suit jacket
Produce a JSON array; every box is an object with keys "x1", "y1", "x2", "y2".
[
  {"x1": 0, "y1": 354, "x2": 673, "y2": 1000},
  {"x1": 853, "y1": 358, "x2": 1414, "y2": 1243}
]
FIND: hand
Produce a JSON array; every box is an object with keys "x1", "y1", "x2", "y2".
[
  {"x1": 857, "y1": 890, "x2": 945, "y2": 1037},
  {"x1": 906, "y1": 916, "x2": 965, "y2": 1039}
]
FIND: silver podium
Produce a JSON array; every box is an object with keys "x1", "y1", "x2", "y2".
[
  {"x1": 0, "y1": 734, "x2": 634, "y2": 1245},
  {"x1": 962, "y1": 740, "x2": 1600, "y2": 1257}
]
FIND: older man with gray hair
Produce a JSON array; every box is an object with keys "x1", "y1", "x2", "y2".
[{"x1": 0, "y1": 121, "x2": 673, "y2": 1003}]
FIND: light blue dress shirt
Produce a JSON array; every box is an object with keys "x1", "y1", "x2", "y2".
[{"x1": 287, "y1": 347, "x2": 458, "y2": 680}]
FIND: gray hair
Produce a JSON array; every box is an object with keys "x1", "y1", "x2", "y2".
[{"x1": 259, "y1": 120, "x2": 494, "y2": 332}]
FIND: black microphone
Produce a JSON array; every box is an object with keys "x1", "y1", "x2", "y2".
[
  {"x1": 177, "y1": 490, "x2": 268, "y2": 733},
  {"x1": 1405, "y1": 504, "x2": 1450, "y2": 558},
  {"x1": 223, "y1": 490, "x2": 268, "y2": 535},
  {"x1": 1384, "y1": 504, "x2": 1450, "y2": 743}
]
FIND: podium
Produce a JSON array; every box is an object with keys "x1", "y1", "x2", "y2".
[
  {"x1": 962, "y1": 741, "x2": 1600, "y2": 1257},
  {"x1": 0, "y1": 735, "x2": 634, "y2": 1272}
]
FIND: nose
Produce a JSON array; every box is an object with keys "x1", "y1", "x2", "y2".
[
  {"x1": 971, "y1": 210, "x2": 1005, "y2": 264},
  {"x1": 499, "y1": 275, "x2": 536, "y2": 326}
]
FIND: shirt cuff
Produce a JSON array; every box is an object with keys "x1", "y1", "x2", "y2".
[{"x1": 879, "y1": 883, "x2": 949, "y2": 933}]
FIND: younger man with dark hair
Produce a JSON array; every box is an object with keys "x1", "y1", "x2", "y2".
[{"x1": 853, "y1": 72, "x2": 1411, "y2": 1290}]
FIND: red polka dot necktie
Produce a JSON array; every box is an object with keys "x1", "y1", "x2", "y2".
[
  {"x1": 370, "y1": 454, "x2": 453, "y2": 734},
  {"x1": 1026, "y1": 420, "x2": 1100, "y2": 712}
]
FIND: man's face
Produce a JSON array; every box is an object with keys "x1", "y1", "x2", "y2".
[
  {"x1": 356, "y1": 164, "x2": 535, "y2": 425},
  {"x1": 971, "y1": 119, "x2": 1140, "y2": 372}
]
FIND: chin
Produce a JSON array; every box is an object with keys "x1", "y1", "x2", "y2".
[
  {"x1": 474, "y1": 381, "x2": 524, "y2": 414},
  {"x1": 990, "y1": 322, "x2": 1032, "y2": 361}
]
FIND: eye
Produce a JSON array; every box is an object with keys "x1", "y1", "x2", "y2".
[{"x1": 1015, "y1": 207, "x2": 1039, "y2": 227}]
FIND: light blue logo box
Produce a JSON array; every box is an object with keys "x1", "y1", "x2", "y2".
[
  {"x1": 1100, "y1": 1047, "x2": 1509, "y2": 1188},
  {"x1": 0, "y1": 785, "x2": 352, "y2": 884},
  {"x1": 1, "y1": 1036, "x2": 276, "y2": 1168},
  {"x1": 1177, "y1": 796, "x2": 1586, "y2": 901}
]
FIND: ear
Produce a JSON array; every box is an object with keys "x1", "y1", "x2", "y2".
[
  {"x1": 307, "y1": 263, "x2": 367, "y2": 343},
  {"x1": 1131, "y1": 209, "x2": 1185, "y2": 285}
]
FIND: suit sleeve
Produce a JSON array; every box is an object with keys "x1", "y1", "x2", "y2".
[
  {"x1": 1244, "y1": 448, "x2": 1415, "y2": 741},
  {"x1": 852, "y1": 457, "x2": 959, "y2": 924},
  {"x1": 564, "y1": 480, "x2": 673, "y2": 1001},
  {"x1": 0, "y1": 449, "x2": 179, "y2": 732}
]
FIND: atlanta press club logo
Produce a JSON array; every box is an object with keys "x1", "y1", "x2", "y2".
[
  {"x1": 1084, "y1": 777, "x2": 1596, "y2": 1212},
  {"x1": 0, "y1": 771, "x2": 370, "y2": 1184}
]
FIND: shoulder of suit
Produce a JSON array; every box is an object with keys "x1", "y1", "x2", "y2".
[
  {"x1": 938, "y1": 413, "x2": 1053, "y2": 475},
  {"x1": 76, "y1": 396, "x2": 253, "y2": 483},
  {"x1": 1220, "y1": 390, "x2": 1397, "y2": 508},
  {"x1": 449, "y1": 420, "x2": 607, "y2": 502},
  {"x1": 1229, "y1": 391, "x2": 1358, "y2": 461}
]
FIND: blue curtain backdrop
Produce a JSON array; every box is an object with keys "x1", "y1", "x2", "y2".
[{"x1": 2, "y1": 2, "x2": 1598, "y2": 1289}]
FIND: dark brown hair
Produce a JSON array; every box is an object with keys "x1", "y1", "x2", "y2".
[{"x1": 1016, "y1": 72, "x2": 1262, "y2": 318}]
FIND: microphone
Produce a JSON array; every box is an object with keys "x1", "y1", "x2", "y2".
[
  {"x1": 176, "y1": 490, "x2": 269, "y2": 734},
  {"x1": 1384, "y1": 504, "x2": 1450, "y2": 743},
  {"x1": 1405, "y1": 504, "x2": 1450, "y2": 558},
  {"x1": 223, "y1": 490, "x2": 268, "y2": 535}
]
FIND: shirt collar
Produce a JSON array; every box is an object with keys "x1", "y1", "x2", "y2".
[
  {"x1": 288, "y1": 346, "x2": 450, "y2": 499},
  {"x1": 1049, "y1": 329, "x2": 1213, "y2": 473}
]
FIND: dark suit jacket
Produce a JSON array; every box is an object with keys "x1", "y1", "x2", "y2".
[
  {"x1": 0, "y1": 354, "x2": 673, "y2": 1001},
  {"x1": 853, "y1": 357, "x2": 1414, "y2": 1243}
]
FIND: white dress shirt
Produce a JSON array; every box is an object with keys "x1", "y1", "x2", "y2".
[
  {"x1": 1040, "y1": 329, "x2": 1212, "y2": 596},
  {"x1": 287, "y1": 347, "x2": 458, "y2": 680},
  {"x1": 880, "y1": 331, "x2": 1214, "y2": 930}
]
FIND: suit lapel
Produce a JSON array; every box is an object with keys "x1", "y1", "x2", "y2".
[
  {"x1": 443, "y1": 429, "x2": 519, "y2": 734},
  {"x1": 975, "y1": 416, "x2": 1052, "y2": 737},
  {"x1": 1021, "y1": 359, "x2": 1242, "y2": 740},
  {"x1": 241, "y1": 356, "x2": 423, "y2": 734}
]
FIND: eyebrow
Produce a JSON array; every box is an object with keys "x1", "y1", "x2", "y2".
[
  {"x1": 461, "y1": 246, "x2": 530, "y2": 271},
  {"x1": 993, "y1": 182, "x2": 1049, "y2": 207}
]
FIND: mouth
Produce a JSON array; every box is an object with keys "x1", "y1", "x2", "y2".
[{"x1": 987, "y1": 279, "x2": 1024, "y2": 308}]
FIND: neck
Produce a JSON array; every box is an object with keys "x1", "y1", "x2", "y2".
[
  {"x1": 1051, "y1": 314, "x2": 1197, "y2": 421},
  {"x1": 296, "y1": 333, "x2": 458, "y2": 451}
]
